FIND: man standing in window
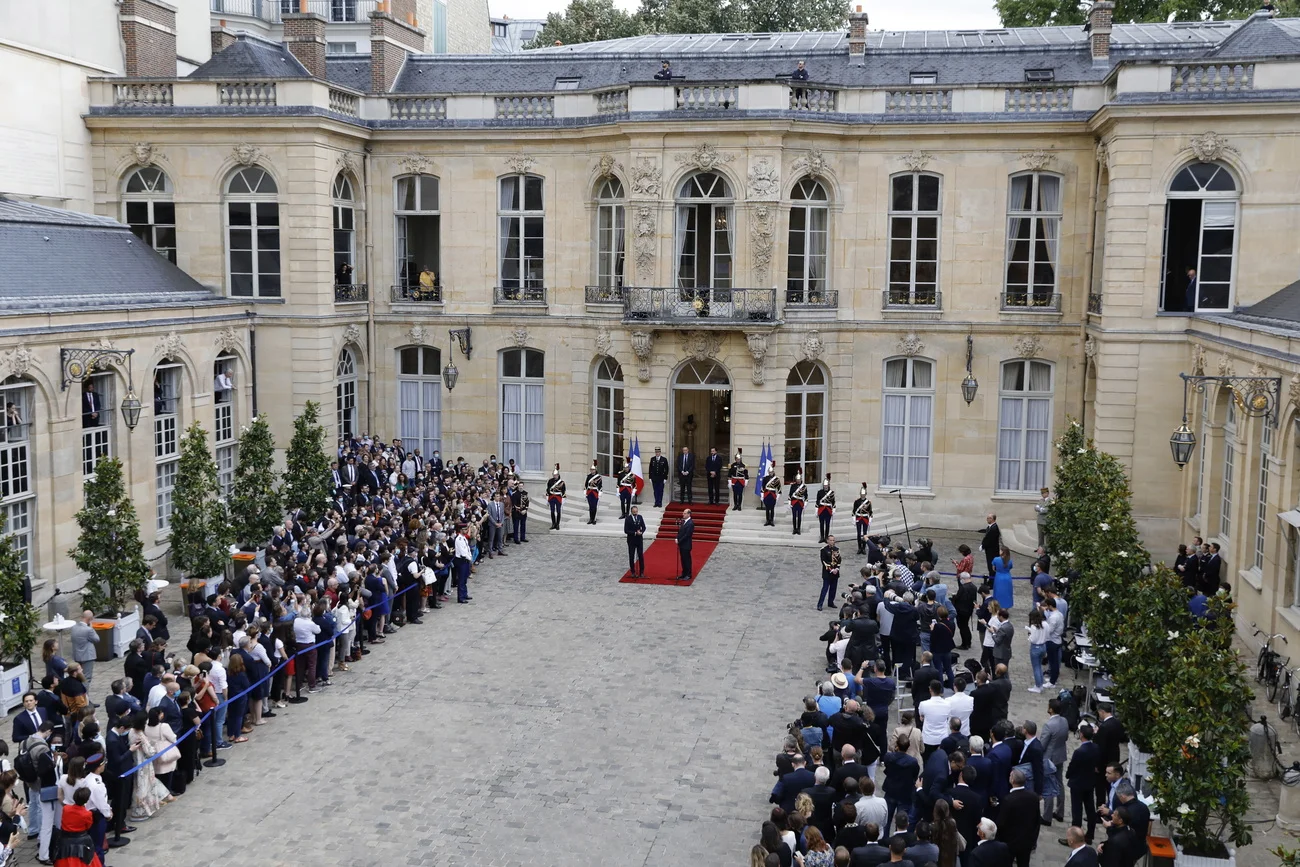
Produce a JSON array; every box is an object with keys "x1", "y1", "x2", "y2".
[
  {"x1": 82, "y1": 381, "x2": 100, "y2": 428},
  {"x1": 1184, "y1": 267, "x2": 1198, "y2": 312}
]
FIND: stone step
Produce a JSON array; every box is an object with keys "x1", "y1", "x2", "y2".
[{"x1": 1001, "y1": 521, "x2": 1040, "y2": 556}]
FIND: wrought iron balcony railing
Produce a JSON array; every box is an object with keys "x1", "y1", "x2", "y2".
[
  {"x1": 623, "y1": 287, "x2": 776, "y2": 324},
  {"x1": 391, "y1": 281, "x2": 443, "y2": 303},
  {"x1": 1002, "y1": 291, "x2": 1062, "y2": 312},
  {"x1": 494, "y1": 284, "x2": 548, "y2": 305},
  {"x1": 785, "y1": 288, "x2": 839, "y2": 308},
  {"x1": 334, "y1": 282, "x2": 368, "y2": 303},
  {"x1": 882, "y1": 288, "x2": 942, "y2": 309},
  {"x1": 1087, "y1": 293, "x2": 1103, "y2": 315},
  {"x1": 585, "y1": 284, "x2": 625, "y2": 304}
]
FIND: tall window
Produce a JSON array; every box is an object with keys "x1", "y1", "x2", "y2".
[
  {"x1": 398, "y1": 346, "x2": 442, "y2": 458},
  {"x1": 214, "y1": 354, "x2": 236, "y2": 498},
  {"x1": 0, "y1": 378, "x2": 34, "y2": 576},
  {"x1": 1254, "y1": 419, "x2": 1273, "y2": 571},
  {"x1": 154, "y1": 362, "x2": 181, "y2": 532},
  {"x1": 395, "y1": 174, "x2": 440, "y2": 295},
  {"x1": 500, "y1": 348, "x2": 544, "y2": 472},
  {"x1": 595, "y1": 178, "x2": 626, "y2": 290},
  {"x1": 996, "y1": 360, "x2": 1053, "y2": 492},
  {"x1": 1195, "y1": 400, "x2": 1208, "y2": 520},
  {"x1": 675, "y1": 172, "x2": 733, "y2": 289},
  {"x1": 336, "y1": 348, "x2": 358, "y2": 439},
  {"x1": 332, "y1": 173, "x2": 355, "y2": 284},
  {"x1": 881, "y1": 357, "x2": 933, "y2": 489},
  {"x1": 498, "y1": 174, "x2": 545, "y2": 299},
  {"x1": 81, "y1": 372, "x2": 113, "y2": 479},
  {"x1": 329, "y1": 0, "x2": 358, "y2": 21},
  {"x1": 1004, "y1": 172, "x2": 1062, "y2": 307},
  {"x1": 887, "y1": 173, "x2": 940, "y2": 305},
  {"x1": 1221, "y1": 400, "x2": 1236, "y2": 538},
  {"x1": 783, "y1": 361, "x2": 826, "y2": 483},
  {"x1": 1160, "y1": 162, "x2": 1238, "y2": 313},
  {"x1": 225, "y1": 167, "x2": 280, "y2": 297},
  {"x1": 593, "y1": 357, "x2": 625, "y2": 477},
  {"x1": 787, "y1": 178, "x2": 829, "y2": 303},
  {"x1": 123, "y1": 166, "x2": 176, "y2": 264}
]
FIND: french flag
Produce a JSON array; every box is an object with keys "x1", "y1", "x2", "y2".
[{"x1": 630, "y1": 436, "x2": 644, "y2": 495}]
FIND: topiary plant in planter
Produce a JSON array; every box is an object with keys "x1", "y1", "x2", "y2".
[
  {"x1": 170, "y1": 422, "x2": 233, "y2": 582},
  {"x1": 282, "y1": 401, "x2": 332, "y2": 523},
  {"x1": 70, "y1": 457, "x2": 150, "y2": 616},
  {"x1": 229, "y1": 414, "x2": 280, "y2": 551}
]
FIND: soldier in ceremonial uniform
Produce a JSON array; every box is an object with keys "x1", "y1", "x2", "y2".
[
  {"x1": 584, "y1": 460, "x2": 603, "y2": 524},
  {"x1": 617, "y1": 459, "x2": 636, "y2": 519},
  {"x1": 546, "y1": 464, "x2": 566, "y2": 530},
  {"x1": 761, "y1": 467, "x2": 781, "y2": 526},
  {"x1": 815, "y1": 474, "x2": 836, "y2": 543},
  {"x1": 818, "y1": 534, "x2": 841, "y2": 611},
  {"x1": 624, "y1": 504, "x2": 646, "y2": 577},
  {"x1": 648, "y1": 446, "x2": 669, "y2": 507},
  {"x1": 728, "y1": 448, "x2": 748, "y2": 511},
  {"x1": 852, "y1": 483, "x2": 873, "y2": 554},
  {"x1": 789, "y1": 470, "x2": 808, "y2": 535},
  {"x1": 510, "y1": 481, "x2": 530, "y2": 543}
]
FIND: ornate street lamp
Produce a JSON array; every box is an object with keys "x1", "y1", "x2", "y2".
[
  {"x1": 960, "y1": 334, "x2": 979, "y2": 405},
  {"x1": 60, "y1": 346, "x2": 143, "y2": 431},
  {"x1": 448, "y1": 326, "x2": 472, "y2": 360},
  {"x1": 441, "y1": 360, "x2": 459, "y2": 392},
  {"x1": 119, "y1": 388, "x2": 143, "y2": 430},
  {"x1": 1169, "y1": 371, "x2": 1282, "y2": 469}
]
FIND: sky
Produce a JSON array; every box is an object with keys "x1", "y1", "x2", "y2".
[{"x1": 487, "y1": 0, "x2": 1004, "y2": 30}]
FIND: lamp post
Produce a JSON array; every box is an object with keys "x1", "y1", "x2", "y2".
[
  {"x1": 441, "y1": 360, "x2": 459, "y2": 393},
  {"x1": 960, "y1": 334, "x2": 979, "y2": 405},
  {"x1": 1168, "y1": 371, "x2": 1282, "y2": 468},
  {"x1": 60, "y1": 347, "x2": 143, "y2": 431}
]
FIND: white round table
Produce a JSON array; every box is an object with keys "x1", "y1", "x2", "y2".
[
  {"x1": 146, "y1": 578, "x2": 170, "y2": 594},
  {"x1": 42, "y1": 618, "x2": 75, "y2": 631}
]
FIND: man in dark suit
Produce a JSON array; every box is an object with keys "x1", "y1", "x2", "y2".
[
  {"x1": 829, "y1": 705, "x2": 870, "y2": 765},
  {"x1": 1093, "y1": 705, "x2": 1126, "y2": 804},
  {"x1": 624, "y1": 505, "x2": 646, "y2": 577},
  {"x1": 1110, "y1": 781, "x2": 1149, "y2": 857},
  {"x1": 648, "y1": 447, "x2": 669, "y2": 507},
  {"x1": 1098, "y1": 805, "x2": 1140, "y2": 867},
  {"x1": 81, "y1": 381, "x2": 101, "y2": 428},
  {"x1": 1063, "y1": 827, "x2": 1099, "y2": 867},
  {"x1": 11, "y1": 692, "x2": 47, "y2": 742},
  {"x1": 805, "y1": 766, "x2": 839, "y2": 843},
  {"x1": 970, "y1": 671, "x2": 998, "y2": 740},
  {"x1": 843, "y1": 613, "x2": 880, "y2": 671},
  {"x1": 676, "y1": 446, "x2": 695, "y2": 502},
  {"x1": 987, "y1": 722, "x2": 1015, "y2": 808},
  {"x1": 136, "y1": 614, "x2": 158, "y2": 646},
  {"x1": 981, "y1": 514, "x2": 1001, "y2": 579},
  {"x1": 911, "y1": 653, "x2": 940, "y2": 710},
  {"x1": 948, "y1": 765, "x2": 986, "y2": 867},
  {"x1": 968, "y1": 818, "x2": 1012, "y2": 867},
  {"x1": 1066, "y1": 724, "x2": 1101, "y2": 842},
  {"x1": 1017, "y1": 720, "x2": 1046, "y2": 796},
  {"x1": 996, "y1": 769, "x2": 1042, "y2": 867},
  {"x1": 340, "y1": 456, "x2": 359, "y2": 490},
  {"x1": 105, "y1": 717, "x2": 137, "y2": 844},
  {"x1": 676, "y1": 508, "x2": 694, "y2": 581},
  {"x1": 850, "y1": 825, "x2": 891, "y2": 867},
  {"x1": 990, "y1": 665, "x2": 1013, "y2": 725},
  {"x1": 704, "y1": 446, "x2": 723, "y2": 505},
  {"x1": 1202, "y1": 543, "x2": 1224, "y2": 594},
  {"x1": 770, "y1": 753, "x2": 816, "y2": 814},
  {"x1": 911, "y1": 746, "x2": 955, "y2": 826},
  {"x1": 831, "y1": 744, "x2": 870, "y2": 794}
]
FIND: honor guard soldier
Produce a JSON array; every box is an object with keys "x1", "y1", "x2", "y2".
[
  {"x1": 789, "y1": 470, "x2": 808, "y2": 535},
  {"x1": 818, "y1": 534, "x2": 842, "y2": 611},
  {"x1": 617, "y1": 459, "x2": 636, "y2": 519},
  {"x1": 815, "y1": 474, "x2": 836, "y2": 543},
  {"x1": 511, "y1": 482, "x2": 530, "y2": 544},
  {"x1": 648, "y1": 446, "x2": 669, "y2": 507},
  {"x1": 852, "y1": 484, "x2": 873, "y2": 554},
  {"x1": 546, "y1": 464, "x2": 566, "y2": 529},
  {"x1": 761, "y1": 468, "x2": 781, "y2": 526},
  {"x1": 728, "y1": 448, "x2": 749, "y2": 511},
  {"x1": 584, "y1": 461, "x2": 603, "y2": 524}
]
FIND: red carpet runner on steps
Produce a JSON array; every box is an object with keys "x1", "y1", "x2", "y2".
[{"x1": 619, "y1": 502, "x2": 728, "y2": 586}]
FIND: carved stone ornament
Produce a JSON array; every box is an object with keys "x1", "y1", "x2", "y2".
[
  {"x1": 510, "y1": 326, "x2": 529, "y2": 347},
  {"x1": 400, "y1": 153, "x2": 432, "y2": 176},
  {"x1": 506, "y1": 154, "x2": 536, "y2": 175},
  {"x1": 1083, "y1": 335, "x2": 1097, "y2": 360},
  {"x1": 337, "y1": 151, "x2": 358, "y2": 177},
  {"x1": 157, "y1": 331, "x2": 184, "y2": 361},
  {"x1": 595, "y1": 326, "x2": 613, "y2": 357},
  {"x1": 1191, "y1": 343, "x2": 1207, "y2": 375},
  {"x1": 233, "y1": 143, "x2": 262, "y2": 167},
  {"x1": 897, "y1": 332, "x2": 925, "y2": 357},
  {"x1": 1251, "y1": 361, "x2": 1269, "y2": 379},
  {"x1": 132, "y1": 142, "x2": 155, "y2": 166},
  {"x1": 634, "y1": 206, "x2": 657, "y2": 281},
  {"x1": 215, "y1": 325, "x2": 242, "y2": 354},
  {"x1": 1216, "y1": 354, "x2": 1234, "y2": 377},
  {"x1": 748, "y1": 158, "x2": 779, "y2": 200},
  {"x1": 594, "y1": 154, "x2": 620, "y2": 180},
  {"x1": 746, "y1": 332, "x2": 768, "y2": 386},
  {"x1": 801, "y1": 330, "x2": 825, "y2": 362},
  {"x1": 898, "y1": 150, "x2": 933, "y2": 174},
  {"x1": 630, "y1": 329, "x2": 654, "y2": 382},
  {"x1": 1189, "y1": 132, "x2": 1238, "y2": 164},
  {"x1": 1019, "y1": 149, "x2": 1056, "y2": 172},
  {"x1": 1013, "y1": 335, "x2": 1042, "y2": 359},
  {"x1": 750, "y1": 205, "x2": 774, "y2": 288},
  {"x1": 1290, "y1": 373, "x2": 1300, "y2": 406},
  {"x1": 675, "y1": 144, "x2": 734, "y2": 173},
  {"x1": 681, "y1": 330, "x2": 722, "y2": 363},
  {"x1": 630, "y1": 157, "x2": 661, "y2": 198},
  {"x1": 1, "y1": 345, "x2": 34, "y2": 380},
  {"x1": 408, "y1": 325, "x2": 430, "y2": 345},
  {"x1": 342, "y1": 323, "x2": 362, "y2": 346},
  {"x1": 792, "y1": 148, "x2": 833, "y2": 181}
]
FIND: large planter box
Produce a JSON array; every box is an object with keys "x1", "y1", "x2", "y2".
[
  {"x1": 112, "y1": 608, "x2": 140, "y2": 657},
  {"x1": 0, "y1": 662, "x2": 25, "y2": 713},
  {"x1": 1127, "y1": 742, "x2": 1151, "y2": 779},
  {"x1": 1174, "y1": 841, "x2": 1235, "y2": 867}
]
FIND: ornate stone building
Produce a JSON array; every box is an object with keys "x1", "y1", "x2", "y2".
[{"x1": 4, "y1": 6, "x2": 1300, "y2": 640}]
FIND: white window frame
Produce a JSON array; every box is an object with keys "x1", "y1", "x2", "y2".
[
  {"x1": 224, "y1": 167, "x2": 281, "y2": 298},
  {"x1": 675, "y1": 172, "x2": 734, "y2": 290},
  {"x1": 499, "y1": 348, "x2": 545, "y2": 472},
  {"x1": 329, "y1": 0, "x2": 358, "y2": 22},
  {"x1": 122, "y1": 166, "x2": 176, "y2": 264},
  {"x1": 154, "y1": 363, "x2": 181, "y2": 532},
  {"x1": 214, "y1": 354, "x2": 237, "y2": 498},
  {"x1": 397, "y1": 346, "x2": 443, "y2": 459},
  {"x1": 881, "y1": 357, "x2": 934, "y2": 490},
  {"x1": 336, "y1": 348, "x2": 358, "y2": 439},
  {"x1": 787, "y1": 177, "x2": 830, "y2": 303},
  {"x1": 395, "y1": 174, "x2": 440, "y2": 293},
  {"x1": 1161, "y1": 162, "x2": 1239, "y2": 313},
  {"x1": 1220, "y1": 401, "x2": 1236, "y2": 539},
  {"x1": 592, "y1": 356, "x2": 625, "y2": 477},
  {"x1": 332, "y1": 173, "x2": 356, "y2": 282},
  {"x1": 0, "y1": 380, "x2": 33, "y2": 577},
  {"x1": 996, "y1": 359, "x2": 1054, "y2": 493},
  {"x1": 784, "y1": 361, "x2": 827, "y2": 484},
  {"x1": 1254, "y1": 419, "x2": 1273, "y2": 571},
  {"x1": 498, "y1": 174, "x2": 545, "y2": 297},
  {"x1": 1004, "y1": 171, "x2": 1062, "y2": 307},
  {"x1": 886, "y1": 172, "x2": 941, "y2": 305},
  {"x1": 595, "y1": 178, "x2": 626, "y2": 290},
  {"x1": 81, "y1": 372, "x2": 114, "y2": 479}
]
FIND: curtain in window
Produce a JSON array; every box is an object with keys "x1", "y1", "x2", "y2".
[
  {"x1": 501, "y1": 383, "x2": 522, "y2": 459},
  {"x1": 613, "y1": 205, "x2": 626, "y2": 286},
  {"x1": 1006, "y1": 174, "x2": 1032, "y2": 270},
  {"x1": 885, "y1": 360, "x2": 906, "y2": 389},
  {"x1": 722, "y1": 205, "x2": 734, "y2": 285},
  {"x1": 399, "y1": 380, "x2": 421, "y2": 445},
  {"x1": 421, "y1": 381, "x2": 441, "y2": 455},
  {"x1": 808, "y1": 208, "x2": 827, "y2": 290},
  {"x1": 1024, "y1": 397, "x2": 1051, "y2": 490},
  {"x1": 1028, "y1": 362, "x2": 1052, "y2": 392},
  {"x1": 997, "y1": 397, "x2": 1025, "y2": 491},
  {"x1": 1038, "y1": 177, "x2": 1061, "y2": 278},
  {"x1": 524, "y1": 383, "x2": 544, "y2": 470},
  {"x1": 674, "y1": 205, "x2": 691, "y2": 287},
  {"x1": 881, "y1": 394, "x2": 906, "y2": 486},
  {"x1": 907, "y1": 395, "x2": 932, "y2": 489}
]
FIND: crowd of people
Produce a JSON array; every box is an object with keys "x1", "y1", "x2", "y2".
[
  {"x1": 755, "y1": 537, "x2": 1152, "y2": 867},
  {"x1": 0, "y1": 438, "x2": 532, "y2": 867}
]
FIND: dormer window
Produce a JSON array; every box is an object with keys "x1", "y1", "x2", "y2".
[
  {"x1": 555, "y1": 77, "x2": 582, "y2": 90},
  {"x1": 910, "y1": 72, "x2": 938, "y2": 85},
  {"x1": 1025, "y1": 68, "x2": 1055, "y2": 83}
]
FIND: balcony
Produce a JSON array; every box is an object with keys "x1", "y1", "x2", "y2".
[
  {"x1": 882, "y1": 288, "x2": 941, "y2": 309},
  {"x1": 493, "y1": 285, "x2": 548, "y2": 308},
  {"x1": 1001, "y1": 291, "x2": 1062, "y2": 313},
  {"x1": 788, "y1": 86, "x2": 838, "y2": 113},
  {"x1": 1088, "y1": 293, "x2": 1103, "y2": 315},
  {"x1": 785, "y1": 288, "x2": 839, "y2": 320},
  {"x1": 209, "y1": 0, "x2": 380, "y2": 24},
  {"x1": 0, "y1": 422, "x2": 31, "y2": 443},
  {"x1": 623, "y1": 287, "x2": 776, "y2": 326},
  {"x1": 585, "y1": 284, "x2": 625, "y2": 307},
  {"x1": 391, "y1": 281, "x2": 442, "y2": 304},
  {"x1": 334, "y1": 282, "x2": 368, "y2": 303}
]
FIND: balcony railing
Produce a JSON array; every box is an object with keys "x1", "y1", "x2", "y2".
[
  {"x1": 218, "y1": 81, "x2": 277, "y2": 106},
  {"x1": 789, "y1": 86, "x2": 838, "y2": 113},
  {"x1": 882, "y1": 288, "x2": 942, "y2": 310},
  {"x1": 885, "y1": 89, "x2": 952, "y2": 114},
  {"x1": 1088, "y1": 293, "x2": 1103, "y2": 315},
  {"x1": 389, "y1": 96, "x2": 447, "y2": 120},
  {"x1": 596, "y1": 89, "x2": 629, "y2": 116},
  {"x1": 0, "y1": 422, "x2": 31, "y2": 443},
  {"x1": 495, "y1": 96, "x2": 554, "y2": 120},
  {"x1": 328, "y1": 88, "x2": 359, "y2": 117},
  {"x1": 391, "y1": 281, "x2": 442, "y2": 303},
  {"x1": 1002, "y1": 291, "x2": 1062, "y2": 312},
  {"x1": 114, "y1": 82, "x2": 173, "y2": 106},
  {"x1": 585, "y1": 284, "x2": 625, "y2": 304},
  {"x1": 494, "y1": 285, "x2": 548, "y2": 305},
  {"x1": 1171, "y1": 63, "x2": 1254, "y2": 94},
  {"x1": 786, "y1": 288, "x2": 838, "y2": 308},
  {"x1": 675, "y1": 85, "x2": 738, "y2": 110},
  {"x1": 334, "y1": 282, "x2": 368, "y2": 302},
  {"x1": 623, "y1": 287, "x2": 776, "y2": 324},
  {"x1": 1004, "y1": 86, "x2": 1074, "y2": 113},
  {"x1": 210, "y1": 0, "x2": 379, "y2": 23}
]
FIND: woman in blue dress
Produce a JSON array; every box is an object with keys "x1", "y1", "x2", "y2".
[{"x1": 992, "y1": 546, "x2": 1014, "y2": 609}]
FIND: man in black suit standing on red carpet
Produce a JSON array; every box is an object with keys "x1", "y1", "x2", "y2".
[{"x1": 677, "y1": 509, "x2": 694, "y2": 581}]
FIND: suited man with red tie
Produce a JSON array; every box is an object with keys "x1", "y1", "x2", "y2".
[
  {"x1": 81, "y1": 381, "x2": 101, "y2": 428},
  {"x1": 676, "y1": 509, "x2": 694, "y2": 581}
]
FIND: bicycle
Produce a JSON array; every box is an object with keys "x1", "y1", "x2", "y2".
[
  {"x1": 1279, "y1": 665, "x2": 1299, "y2": 720},
  {"x1": 1254, "y1": 627, "x2": 1287, "y2": 698}
]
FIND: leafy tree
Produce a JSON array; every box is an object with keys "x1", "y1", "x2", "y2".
[
  {"x1": 998, "y1": 0, "x2": 1284, "y2": 26},
  {"x1": 229, "y1": 414, "x2": 281, "y2": 550},
  {"x1": 996, "y1": 0, "x2": 1086, "y2": 27},
  {"x1": 0, "y1": 534, "x2": 38, "y2": 664},
  {"x1": 71, "y1": 457, "x2": 150, "y2": 615},
  {"x1": 528, "y1": 0, "x2": 849, "y2": 47},
  {"x1": 743, "y1": 0, "x2": 848, "y2": 33},
  {"x1": 282, "y1": 401, "x2": 332, "y2": 522},
  {"x1": 169, "y1": 423, "x2": 233, "y2": 580},
  {"x1": 528, "y1": 0, "x2": 646, "y2": 47}
]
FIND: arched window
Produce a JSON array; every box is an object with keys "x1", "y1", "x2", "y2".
[
  {"x1": 0, "y1": 376, "x2": 34, "y2": 575},
  {"x1": 154, "y1": 359, "x2": 182, "y2": 531},
  {"x1": 395, "y1": 174, "x2": 440, "y2": 301},
  {"x1": 881, "y1": 357, "x2": 933, "y2": 489},
  {"x1": 123, "y1": 166, "x2": 176, "y2": 264},
  {"x1": 996, "y1": 360, "x2": 1053, "y2": 492},
  {"x1": 1221, "y1": 399, "x2": 1237, "y2": 538},
  {"x1": 592, "y1": 357, "x2": 625, "y2": 476},
  {"x1": 1161, "y1": 162, "x2": 1238, "y2": 313},
  {"x1": 225, "y1": 167, "x2": 280, "y2": 297},
  {"x1": 1004, "y1": 172, "x2": 1062, "y2": 308},
  {"x1": 398, "y1": 345, "x2": 442, "y2": 458},
  {"x1": 595, "y1": 178, "x2": 625, "y2": 291},
  {"x1": 784, "y1": 361, "x2": 826, "y2": 483},
  {"x1": 498, "y1": 174, "x2": 545, "y2": 300},
  {"x1": 214, "y1": 353, "x2": 237, "y2": 497},
  {"x1": 332, "y1": 173, "x2": 356, "y2": 286},
  {"x1": 500, "y1": 348, "x2": 544, "y2": 471},
  {"x1": 787, "y1": 178, "x2": 829, "y2": 304},
  {"x1": 336, "y1": 348, "x2": 358, "y2": 439},
  {"x1": 675, "y1": 172, "x2": 733, "y2": 289},
  {"x1": 887, "y1": 173, "x2": 940, "y2": 306},
  {"x1": 1254, "y1": 418, "x2": 1274, "y2": 571},
  {"x1": 81, "y1": 371, "x2": 114, "y2": 479}
]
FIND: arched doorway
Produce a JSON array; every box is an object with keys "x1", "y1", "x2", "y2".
[{"x1": 671, "y1": 359, "x2": 732, "y2": 490}]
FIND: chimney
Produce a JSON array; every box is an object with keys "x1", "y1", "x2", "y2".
[
  {"x1": 119, "y1": 0, "x2": 177, "y2": 78},
  {"x1": 1089, "y1": 0, "x2": 1114, "y2": 62},
  {"x1": 212, "y1": 21, "x2": 237, "y2": 56},
  {"x1": 370, "y1": 2, "x2": 426, "y2": 93},
  {"x1": 282, "y1": 7, "x2": 328, "y2": 79},
  {"x1": 848, "y1": 6, "x2": 869, "y2": 63}
]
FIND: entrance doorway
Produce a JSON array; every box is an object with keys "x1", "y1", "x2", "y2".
[{"x1": 671, "y1": 359, "x2": 732, "y2": 491}]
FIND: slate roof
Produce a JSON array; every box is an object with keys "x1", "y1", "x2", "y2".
[
  {"x1": 190, "y1": 33, "x2": 311, "y2": 80},
  {"x1": 1234, "y1": 279, "x2": 1300, "y2": 325},
  {"x1": 0, "y1": 198, "x2": 226, "y2": 313},
  {"x1": 1210, "y1": 13, "x2": 1300, "y2": 58},
  {"x1": 325, "y1": 55, "x2": 371, "y2": 91}
]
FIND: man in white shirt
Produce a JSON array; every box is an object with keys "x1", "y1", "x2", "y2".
[
  {"x1": 1043, "y1": 597, "x2": 1065, "y2": 688},
  {"x1": 918, "y1": 680, "x2": 951, "y2": 756},
  {"x1": 947, "y1": 673, "x2": 974, "y2": 736},
  {"x1": 207, "y1": 656, "x2": 230, "y2": 749},
  {"x1": 146, "y1": 674, "x2": 176, "y2": 710},
  {"x1": 854, "y1": 777, "x2": 890, "y2": 831},
  {"x1": 454, "y1": 526, "x2": 473, "y2": 604}
]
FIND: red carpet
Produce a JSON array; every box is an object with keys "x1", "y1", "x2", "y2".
[{"x1": 620, "y1": 502, "x2": 728, "y2": 586}]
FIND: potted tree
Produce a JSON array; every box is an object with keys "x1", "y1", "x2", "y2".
[
  {"x1": 0, "y1": 533, "x2": 38, "y2": 712},
  {"x1": 170, "y1": 422, "x2": 234, "y2": 603},
  {"x1": 229, "y1": 414, "x2": 281, "y2": 564},
  {"x1": 70, "y1": 457, "x2": 150, "y2": 655},
  {"x1": 282, "y1": 401, "x2": 333, "y2": 523}
]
